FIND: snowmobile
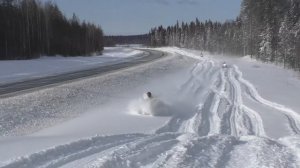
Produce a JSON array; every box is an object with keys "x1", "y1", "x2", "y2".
[
  {"x1": 143, "y1": 91, "x2": 153, "y2": 100},
  {"x1": 138, "y1": 91, "x2": 171, "y2": 116},
  {"x1": 222, "y1": 62, "x2": 228, "y2": 68},
  {"x1": 200, "y1": 52, "x2": 204, "y2": 57}
]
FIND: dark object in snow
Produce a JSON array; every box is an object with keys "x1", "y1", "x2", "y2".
[
  {"x1": 222, "y1": 62, "x2": 228, "y2": 68},
  {"x1": 200, "y1": 52, "x2": 204, "y2": 57},
  {"x1": 135, "y1": 91, "x2": 171, "y2": 116},
  {"x1": 143, "y1": 91, "x2": 153, "y2": 100},
  {"x1": 147, "y1": 92, "x2": 152, "y2": 98}
]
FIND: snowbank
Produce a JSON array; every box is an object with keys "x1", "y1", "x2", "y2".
[
  {"x1": 103, "y1": 47, "x2": 143, "y2": 58},
  {"x1": 0, "y1": 47, "x2": 143, "y2": 84}
]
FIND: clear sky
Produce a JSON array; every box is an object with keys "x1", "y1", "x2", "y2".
[{"x1": 47, "y1": 0, "x2": 242, "y2": 35}]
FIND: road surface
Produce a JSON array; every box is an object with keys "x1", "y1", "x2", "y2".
[{"x1": 0, "y1": 49, "x2": 165, "y2": 98}]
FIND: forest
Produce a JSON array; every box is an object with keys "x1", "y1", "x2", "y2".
[
  {"x1": 104, "y1": 34, "x2": 150, "y2": 47},
  {"x1": 150, "y1": 0, "x2": 300, "y2": 71},
  {"x1": 0, "y1": 0, "x2": 104, "y2": 60}
]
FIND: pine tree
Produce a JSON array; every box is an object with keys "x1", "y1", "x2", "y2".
[
  {"x1": 149, "y1": 0, "x2": 299, "y2": 71},
  {"x1": 0, "y1": 0, "x2": 104, "y2": 60}
]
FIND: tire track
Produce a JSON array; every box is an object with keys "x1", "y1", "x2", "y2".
[
  {"x1": 233, "y1": 65, "x2": 300, "y2": 135},
  {"x1": 2, "y1": 134, "x2": 145, "y2": 168},
  {"x1": 3, "y1": 56, "x2": 300, "y2": 168}
]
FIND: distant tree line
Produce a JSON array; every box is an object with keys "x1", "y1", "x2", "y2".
[
  {"x1": 0, "y1": 0, "x2": 104, "y2": 60},
  {"x1": 104, "y1": 34, "x2": 150, "y2": 47},
  {"x1": 150, "y1": 0, "x2": 300, "y2": 70}
]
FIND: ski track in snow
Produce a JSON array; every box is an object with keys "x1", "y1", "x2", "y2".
[{"x1": 2, "y1": 52, "x2": 300, "y2": 168}]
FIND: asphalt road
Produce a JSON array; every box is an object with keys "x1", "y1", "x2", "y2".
[{"x1": 0, "y1": 49, "x2": 165, "y2": 98}]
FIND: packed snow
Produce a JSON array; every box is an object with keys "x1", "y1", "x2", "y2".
[
  {"x1": 1, "y1": 47, "x2": 300, "y2": 167},
  {"x1": 0, "y1": 47, "x2": 144, "y2": 84}
]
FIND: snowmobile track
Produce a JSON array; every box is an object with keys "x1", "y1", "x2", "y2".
[{"x1": 2, "y1": 55, "x2": 300, "y2": 168}]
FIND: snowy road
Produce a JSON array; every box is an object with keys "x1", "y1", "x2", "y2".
[
  {"x1": 0, "y1": 49, "x2": 164, "y2": 98},
  {"x1": 1, "y1": 48, "x2": 300, "y2": 167}
]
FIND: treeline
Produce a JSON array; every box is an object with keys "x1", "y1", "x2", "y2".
[
  {"x1": 0, "y1": 0, "x2": 104, "y2": 60},
  {"x1": 150, "y1": 19, "x2": 244, "y2": 55},
  {"x1": 150, "y1": 0, "x2": 300, "y2": 70},
  {"x1": 104, "y1": 34, "x2": 150, "y2": 47}
]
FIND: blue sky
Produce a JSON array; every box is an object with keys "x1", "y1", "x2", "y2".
[{"x1": 48, "y1": 0, "x2": 242, "y2": 35}]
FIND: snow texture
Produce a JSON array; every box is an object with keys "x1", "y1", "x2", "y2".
[
  {"x1": 1, "y1": 47, "x2": 300, "y2": 167},
  {"x1": 0, "y1": 47, "x2": 143, "y2": 85}
]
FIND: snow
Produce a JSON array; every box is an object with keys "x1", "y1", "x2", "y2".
[
  {"x1": 0, "y1": 49, "x2": 193, "y2": 164},
  {"x1": 0, "y1": 47, "x2": 144, "y2": 85},
  {"x1": 154, "y1": 47, "x2": 300, "y2": 138},
  {"x1": 1, "y1": 47, "x2": 300, "y2": 167},
  {"x1": 128, "y1": 96, "x2": 171, "y2": 116}
]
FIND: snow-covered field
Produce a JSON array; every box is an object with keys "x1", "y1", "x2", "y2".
[
  {"x1": 0, "y1": 47, "x2": 144, "y2": 84},
  {"x1": 1, "y1": 47, "x2": 300, "y2": 167}
]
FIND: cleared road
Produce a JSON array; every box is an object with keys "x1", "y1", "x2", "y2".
[{"x1": 0, "y1": 49, "x2": 165, "y2": 98}]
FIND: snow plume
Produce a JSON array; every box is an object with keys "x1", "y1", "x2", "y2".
[{"x1": 128, "y1": 97, "x2": 171, "y2": 116}]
